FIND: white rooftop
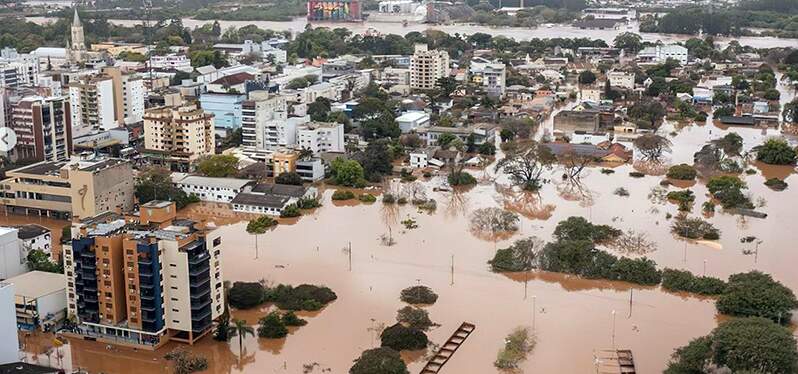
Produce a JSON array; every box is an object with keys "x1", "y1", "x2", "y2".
[
  {"x1": 173, "y1": 174, "x2": 253, "y2": 190},
  {"x1": 396, "y1": 111, "x2": 429, "y2": 122},
  {"x1": 7, "y1": 271, "x2": 66, "y2": 299}
]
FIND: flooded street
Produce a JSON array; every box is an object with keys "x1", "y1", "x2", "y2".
[{"x1": 10, "y1": 14, "x2": 798, "y2": 373}]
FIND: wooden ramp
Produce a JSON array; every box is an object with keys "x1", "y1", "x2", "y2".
[
  {"x1": 419, "y1": 322, "x2": 475, "y2": 374},
  {"x1": 594, "y1": 349, "x2": 636, "y2": 374}
]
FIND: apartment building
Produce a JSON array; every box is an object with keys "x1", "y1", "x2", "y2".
[
  {"x1": 469, "y1": 58, "x2": 506, "y2": 97},
  {"x1": 0, "y1": 48, "x2": 39, "y2": 87},
  {"x1": 607, "y1": 71, "x2": 635, "y2": 90},
  {"x1": 101, "y1": 67, "x2": 145, "y2": 125},
  {"x1": 9, "y1": 96, "x2": 73, "y2": 162},
  {"x1": 297, "y1": 122, "x2": 345, "y2": 155},
  {"x1": 0, "y1": 156, "x2": 135, "y2": 219},
  {"x1": 410, "y1": 44, "x2": 450, "y2": 90},
  {"x1": 69, "y1": 74, "x2": 117, "y2": 137},
  {"x1": 240, "y1": 91, "x2": 297, "y2": 150},
  {"x1": 63, "y1": 201, "x2": 225, "y2": 349},
  {"x1": 143, "y1": 104, "x2": 215, "y2": 168}
]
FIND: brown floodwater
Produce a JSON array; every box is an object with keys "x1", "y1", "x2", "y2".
[{"x1": 17, "y1": 81, "x2": 798, "y2": 374}]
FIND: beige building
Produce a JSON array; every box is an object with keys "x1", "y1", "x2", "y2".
[
  {"x1": 410, "y1": 44, "x2": 450, "y2": 90},
  {"x1": 0, "y1": 155, "x2": 135, "y2": 219},
  {"x1": 143, "y1": 104, "x2": 215, "y2": 169},
  {"x1": 63, "y1": 201, "x2": 225, "y2": 349}
]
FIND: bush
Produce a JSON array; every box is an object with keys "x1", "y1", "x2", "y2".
[
  {"x1": 332, "y1": 190, "x2": 356, "y2": 200},
  {"x1": 671, "y1": 217, "x2": 720, "y2": 240},
  {"x1": 661, "y1": 268, "x2": 727, "y2": 295},
  {"x1": 469, "y1": 208, "x2": 520, "y2": 234},
  {"x1": 706, "y1": 176, "x2": 753, "y2": 209},
  {"x1": 382, "y1": 193, "x2": 396, "y2": 204},
  {"x1": 275, "y1": 172, "x2": 303, "y2": 185},
  {"x1": 629, "y1": 171, "x2": 645, "y2": 178},
  {"x1": 667, "y1": 190, "x2": 695, "y2": 211},
  {"x1": 666, "y1": 317, "x2": 798, "y2": 374},
  {"x1": 494, "y1": 327, "x2": 536, "y2": 370},
  {"x1": 380, "y1": 323, "x2": 428, "y2": 351},
  {"x1": 764, "y1": 178, "x2": 788, "y2": 191},
  {"x1": 553, "y1": 217, "x2": 622, "y2": 243},
  {"x1": 488, "y1": 237, "x2": 541, "y2": 272},
  {"x1": 611, "y1": 257, "x2": 662, "y2": 285},
  {"x1": 281, "y1": 311, "x2": 307, "y2": 327},
  {"x1": 400, "y1": 285, "x2": 438, "y2": 305},
  {"x1": 716, "y1": 271, "x2": 798, "y2": 323},
  {"x1": 478, "y1": 142, "x2": 496, "y2": 155},
  {"x1": 600, "y1": 168, "x2": 615, "y2": 174},
  {"x1": 280, "y1": 204, "x2": 301, "y2": 218},
  {"x1": 228, "y1": 282, "x2": 265, "y2": 309},
  {"x1": 447, "y1": 170, "x2": 477, "y2": 186},
  {"x1": 350, "y1": 347, "x2": 408, "y2": 374},
  {"x1": 263, "y1": 284, "x2": 338, "y2": 311},
  {"x1": 396, "y1": 306, "x2": 434, "y2": 331},
  {"x1": 666, "y1": 164, "x2": 697, "y2": 180},
  {"x1": 257, "y1": 311, "x2": 288, "y2": 338},
  {"x1": 756, "y1": 138, "x2": 797, "y2": 165},
  {"x1": 296, "y1": 196, "x2": 322, "y2": 209},
  {"x1": 358, "y1": 194, "x2": 377, "y2": 203}
]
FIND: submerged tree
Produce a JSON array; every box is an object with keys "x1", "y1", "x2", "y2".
[
  {"x1": 246, "y1": 215, "x2": 277, "y2": 259},
  {"x1": 633, "y1": 134, "x2": 672, "y2": 162},
  {"x1": 494, "y1": 141, "x2": 555, "y2": 190}
]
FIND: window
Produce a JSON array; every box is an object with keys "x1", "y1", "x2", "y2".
[
  {"x1": 213, "y1": 237, "x2": 221, "y2": 246},
  {"x1": 105, "y1": 292, "x2": 112, "y2": 297},
  {"x1": 172, "y1": 320, "x2": 179, "y2": 323},
  {"x1": 171, "y1": 286, "x2": 178, "y2": 290},
  {"x1": 172, "y1": 309, "x2": 179, "y2": 312},
  {"x1": 171, "y1": 297, "x2": 178, "y2": 301},
  {"x1": 104, "y1": 281, "x2": 111, "y2": 286}
]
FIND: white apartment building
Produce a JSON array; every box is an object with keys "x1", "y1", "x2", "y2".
[
  {"x1": 0, "y1": 228, "x2": 25, "y2": 281},
  {"x1": 410, "y1": 44, "x2": 450, "y2": 90},
  {"x1": 469, "y1": 57, "x2": 506, "y2": 97},
  {"x1": 121, "y1": 74, "x2": 144, "y2": 124},
  {"x1": 241, "y1": 91, "x2": 299, "y2": 150},
  {"x1": 143, "y1": 104, "x2": 215, "y2": 164},
  {"x1": 396, "y1": 111, "x2": 430, "y2": 133},
  {"x1": 637, "y1": 45, "x2": 688, "y2": 65},
  {"x1": 148, "y1": 53, "x2": 193, "y2": 72},
  {"x1": 607, "y1": 71, "x2": 635, "y2": 90},
  {"x1": 297, "y1": 122, "x2": 345, "y2": 155},
  {"x1": 69, "y1": 75, "x2": 116, "y2": 137},
  {"x1": 380, "y1": 67, "x2": 411, "y2": 86},
  {"x1": 15, "y1": 224, "x2": 51, "y2": 256},
  {"x1": 7, "y1": 270, "x2": 67, "y2": 331},
  {"x1": 0, "y1": 48, "x2": 40, "y2": 87}
]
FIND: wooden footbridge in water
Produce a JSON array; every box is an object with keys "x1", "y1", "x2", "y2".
[{"x1": 419, "y1": 322, "x2": 476, "y2": 374}]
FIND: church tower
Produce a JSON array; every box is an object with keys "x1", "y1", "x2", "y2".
[{"x1": 70, "y1": 8, "x2": 86, "y2": 63}]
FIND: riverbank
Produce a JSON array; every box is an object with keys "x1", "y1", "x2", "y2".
[{"x1": 24, "y1": 16, "x2": 798, "y2": 49}]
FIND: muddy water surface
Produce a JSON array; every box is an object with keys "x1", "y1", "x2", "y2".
[{"x1": 17, "y1": 80, "x2": 798, "y2": 374}]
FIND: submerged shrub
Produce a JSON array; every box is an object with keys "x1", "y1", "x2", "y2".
[{"x1": 400, "y1": 285, "x2": 438, "y2": 305}]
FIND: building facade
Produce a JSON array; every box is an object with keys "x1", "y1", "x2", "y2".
[
  {"x1": 297, "y1": 122, "x2": 345, "y2": 155},
  {"x1": 143, "y1": 104, "x2": 215, "y2": 167},
  {"x1": 69, "y1": 74, "x2": 117, "y2": 137},
  {"x1": 410, "y1": 44, "x2": 450, "y2": 90},
  {"x1": 10, "y1": 96, "x2": 73, "y2": 162},
  {"x1": 64, "y1": 201, "x2": 224, "y2": 349},
  {"x1": 198, "y1": 93, "x2": 245, "y2": 131},
  {"x1": 0, "y1": 156, "x2": 135, "y2": 219}
]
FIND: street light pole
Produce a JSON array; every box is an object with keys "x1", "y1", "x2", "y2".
[
  {"x1": 532, "y1": 295, "x2": 537, "y2": 331},
  {"x1": 612, "y1": 310, "x2": 615, "y2": 349}
]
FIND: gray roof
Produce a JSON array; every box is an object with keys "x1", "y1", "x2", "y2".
[
  {"x1": 14, "y1": 224, "x2": 50, "y2": 240},
  {"x1": 543, "y1": 143, "x2": 609, "y2": 158},
  {"x1": 6, "y1": 271, "x2": 66, "y2": 299},
  {"x1": 251, "y1": 183, "x2": 307, "y2": 198},
  {"x1": 231, "y1": 192, "x2": 289, "y2": 208}
]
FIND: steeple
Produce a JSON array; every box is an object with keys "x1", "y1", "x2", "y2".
[
  {"x1": 69, "y1": 7, "x2": 86, "y2": 64},
  {"x1": 73, "y1": 8, "x2": 80, "y2": 27}
]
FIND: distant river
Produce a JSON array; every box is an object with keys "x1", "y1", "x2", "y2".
[{"x1": 26, "y1": 16, "x2": 798, "y2": 49}]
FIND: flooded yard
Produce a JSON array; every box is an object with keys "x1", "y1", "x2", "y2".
[{"x1": 15, "y1": 83, "x2": 798, "y2": 374}]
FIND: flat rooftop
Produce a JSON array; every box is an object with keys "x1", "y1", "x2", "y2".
[{"x1": 7, "y1": 271, "x2": 66, "y2": 299}]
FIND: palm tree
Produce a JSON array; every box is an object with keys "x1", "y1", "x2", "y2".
[
  {"x1": 232, "y1": 319, "x2": 254, "y2": 357},
  {"x1": 245, "y1": 215, "x2": 276, "y2": 259}
]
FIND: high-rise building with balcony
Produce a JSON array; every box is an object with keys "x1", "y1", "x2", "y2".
[
  {"x1": 10, "y1": 96, "x2": 73, "y2": 162},
  {"x1": 143, "y1": 104, "x2": 215, "y2": 169},
  {"x1": 68, "y1": 74, "x2": 116, "y2": 137},
  {"x1": 410, "y1": 44, "x2": 450, "y2": 91},
  {"x1": 63, "y1": 200, "x2": 224, "y2": 349}
]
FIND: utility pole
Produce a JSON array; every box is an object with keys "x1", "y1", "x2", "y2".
[
  {"x1": 628, "y1": 289, "x2": 633, "y2": 318},
  {"x1": 450, "y1": 254, "x2": 454, "y2": 286},
  {"x1": 532, "y1": 295, "x2": 537, "y2": 331},
  {"x1": 612, "y1": 310, "x2": 615, "y2": 349},
  {"x1": 348, "y1": 242, "x2": 352, "y2": 271}
]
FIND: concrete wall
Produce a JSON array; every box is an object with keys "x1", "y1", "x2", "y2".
[
  {"x1": 0, "y1": 229, "x2": 24, "y2": 281},
  {"x1": 0, "y1": 283, "x2": 19, "y2": 364}
]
